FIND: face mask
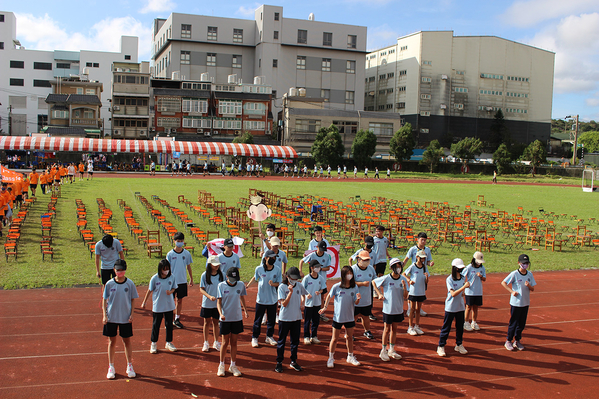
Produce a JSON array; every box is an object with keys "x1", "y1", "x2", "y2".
[
  {"x1": 266, "y1": 231, "x2": 274, "y2": 237},
  {"x1": 314, "y1": 267, "x2": 321, "y2": 273},
  {"x1": 288, "y1": 278, "x2": 297, "y2": 285},
  {"x1": 267, "y1": 258, "x2": 276, "y2": 266},
  {"x1": 175, "y1": 241, "x2": 184, "y2": 248},
  {"x1": 365, "y1": 244, "x2": 373, "y2": 250},
  {"x1": 346, "y1": 274, "x2": 353, "y2": 281},
  {"x1": 161, "y1": 269, "x2": 169, "y2": 277},
  {"x1": 115, "y1": 271, "x2": 126, "y2": 278},
  {"x1": 520, "y1": 263, "x2": 529, "y2": 270}
]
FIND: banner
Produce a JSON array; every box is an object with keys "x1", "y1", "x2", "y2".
[
  {"x1": 304, "y1": 245, "x2": 341, "y2": 279},
  {"x1": 1, "y1": 166, "x2": 23, "y2": 183},
  {"x1": 204, "y1": 237, "x2": 245, "y2": 258}
]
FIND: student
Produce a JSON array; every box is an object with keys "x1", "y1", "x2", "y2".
[
  {"x1": 364, "y1": 167, "x2": 369, "y2": 179},
  {"x1": 319, "y1": 165, "x2": 324, "y2": 178},
  {"x1": 502, "y1": 254, "x2": 536, "y2": 351},
  {"x1": 95, "y1": 234, "x2": 125, "y2": 286},
  {"x1": 313, "y1": 164, "x2": 318, "y2": 178},
  {"x1": 308, "y1": 225, "x2": 330, "y2": 251},
  {"x1": 68, "y1": 163, "x2": 76, "y2": 183},
  {"x1": 78, "y1": 162, "x2": 85, "y2": 180},
  {"x1": 373, "y1": 225, "x2": 391, "y2": 278},
  {"x1": 349, "y1": 236, "x2": 378, "y2": 270},
  {"x1": 300, "y1": 240, "x2": 331, "y2": 321},
  {"x1": 40, "y1": 170, "x2": 48, "y2": 194},
  {"x1": 265, "y1": 237, "x2": 288, "y2": 274},
  {"x1": 337, "y1": 165, "x2": 342, "y2": 179},
  {"x1": 28, "y1": 168, "x2": 39, "y2": 196},
  {"x1": 437, "y1": 258, "x2": 470, "y2": 357},
  {"x1": 246, "y1": 250, "x2": 282, "y2": 347},
  {"x1": 259, "y1": 223, "x2": 276, "y2": 256},
  {"x1": 200, "y1": 255, "x2": 224, "y2": 352},
  {"x1": 386, "y1": 168, "x2": 391, "y2": 179},
  {"x1": 403, "y1": 232, "x2": 434, "y2": 317},
  {"x1": 102, "y1": 259, "x2": 138, "y2": 379},
  {"x1": 343, "y1": 165, "x2": 348, "y2": 179},
  {"x1": 218, "y1": 238, "x2": 240, "y2": 276},
  {"x1": 275, "y1": 267, "x2": 310, "y2": 372},
  {"x1": 320, "y1": 266, "x2": 362, "y2": 368},
  {"x1": 87, "y1": 161, "x2": 94, "y2": 180},
  {"x1": 302, "y1": 260, "x2": 327, "y2": 345},
  {"x1": 403, "y1": 250, "x2": 429, "y2": 336},
  {"x1": 166, "y1": 232, "x2": 194, "y2": 328},
  {"x1": 284, "y1": 164, "x2": 289, "y2": 178},
  {"x1": 292, "y1": 164, "x2": 298, "y2": 178},
  {"x1": 373, "y1": 258, "x2": 408, "y2": 361},
  {"x1": 352, "y1": 250, "x2": 377, "y2": 340},
  {"x1": 302, "y1": 165, "x2": 308, "y2": 178},
  {"x1": 353, "y1": 166, "x2": 358, "y2": 179},
  {"x1": 374, "y1": 167, "x2": 380, "y2": 180},
  {"x1": 463, "y1": 251, "x2": 487, "y2": 331},
  {"x1": 141, "y1": 259, "x2": 178, "y2": 354},
  {"x1": 327, "y1": 165, "x2": 332, "y2": 179},
  {"x1": 217, "y1": 268, "x2": 248, "y2": 377}
]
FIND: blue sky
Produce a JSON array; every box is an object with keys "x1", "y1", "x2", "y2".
[{"x1": 9, "y1": 0, "x2": 599, "y2": 121}]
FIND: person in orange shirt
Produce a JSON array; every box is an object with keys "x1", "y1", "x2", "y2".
[
  {"x1": 22, "y1": 176, "x2": 30, "y2": 200},
  {"x1": 29, "y1": 168, "x2": 40, "y2": 196},
  {"x1": 40, "y1": 170, "x2": 48, "y2": 195},
  {"x1": 0, "y1": 186, "x2": 8, "y2": 235},
  {"x1": 60, "y1": 165, "x2": 68, "y2": 183},
  {"x1": 78, "y1": 162, "x2": 85, "y2": 181},
  {"x1": 12, "y1": 180, "x2": 23, "y2": 209},
  {"x1": 5, "y1": 186, "x2": 15, "y2": 222}
]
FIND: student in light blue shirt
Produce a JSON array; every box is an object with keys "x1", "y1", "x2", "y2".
[
  {"x1": 166, "y1": 232, "x2": 194, "y2": 329},
  {"x1": 403, "y1": 232, "x2": 434, "y2": 318},
  {"x1": 218, "y1": 238, "x2": 241, "y2": 276},
  {"x1": 199, "y1": 255, "x2": 225, "y2": 353},
  {"x1": 141, "y1": 259, "x2": 178, "y2": 354},
  {"x1": 351, "y1": 250, "x2": 377, "y2": 340},
  {"x1": 403, "y1": 250, "x2": 429, "y2": 336},
  {"x1": 501, "y1": 254, "x2": 536, "y2": 352},
  {"x1": 437, "y1": 258, "x2": 470, "y2": 357},
  {"x1": 308, "y1": 225, "x2": 330, "y2": 251},
  {"x1": 373, "y1": 258, "x2": 408, "y2": 362},
  {"x1": 302, "y1": 259, "x2": 328, "y2": 344},
  {"x1": 462, "y1": 251, "x2": 487, "y2": 332}
]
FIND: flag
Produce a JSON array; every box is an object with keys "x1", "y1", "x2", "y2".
[
  {"x1": 205, "y1": 237, "x2": 245, "y2": 258},
  {"x1": 303, "y1": 245, "x2": 341, "y2": 279},
  {"x1": 1, "y1": 166, "x2": 23, "y2": 183}
]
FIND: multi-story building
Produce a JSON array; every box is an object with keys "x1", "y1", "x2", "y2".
[
  {"x1": 365, "y1": 31, "x2": 555, "y2": 146},
  {"x1": 0, "y1": 11, "x2": 138, "y2": 136},
  {"x1": 151, "y1": 5, "x2": 367, "y2": 114},
  {"x1": 44, "y1": 77, "x2": 103, "y2": 137},
  {"x1": 111, "y1": 61, "x2": 151, "y2": 139}
]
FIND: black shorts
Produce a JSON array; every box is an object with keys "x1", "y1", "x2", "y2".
[
  {"x1": 88, "y1": 171, "x2": 94, "y2": 175},
  {"x1": 103, "y1": 322, "x2": 133, "y2": 338},
  {"x1": 174, "y1": 283, "x2": 188, "y2": 299},
  {"x1": 375, "y1": 262, "x2": 387, "y2": 275},
  {"x1": 101, "y1": 269, "x2": 116, "y2": 285},
  {"x1": 201, "y1": 307, "x2": 220, "y2": 319},
  {"x1": 79, "y1": 171, "x2": 84, "y2": 175},
  {"x1": 31, "y1": 184, "x2": 38, "y2": 189},
  {"x1": 332, "y1": 320, "x2": 356, "y2": 330},
  {"x1": 465, "y1": 295, "x2": 483, "y2": 306},
  {"x1": 16, "y1": 195, "x2": 23, "y2": 202},
  {"x1": 54, "y1": 179, "x2": 60, "y2": 183},
  {"x1": 383, "y1": 313, "x2": 405, "y2": 324},
  {"x1": 321, "y1": 287, "x2": 328, "y2": 295},
  {"x1": 220, "y1": 320, "x2": 243, "y2": 335},
  {"x1": 354, "y1": 305, "x2": 372, "y2": 317},
  {"x1": 408, "y1": 295, "x2": 427, "y2": 302}
]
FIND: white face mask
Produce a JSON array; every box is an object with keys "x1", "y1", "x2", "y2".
[
  {"x1": 288, "y1": 278, "x2": 298, "y2": 285},
  {"x1": 266, "y1": 230, "x2": 274, "y2": 237},
  {"x1": 314, "y1": 267, "x2": 321, "y2": 273},
  {"x1": 346, "y1": 274, "x2": 353, "y2": 281}
]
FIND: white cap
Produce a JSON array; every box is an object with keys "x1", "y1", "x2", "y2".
[
  {"x1": 473, "y1": 251, "x2": 485, "y2": 264},
  {"x1": 208, "y1": 255, "x2": 221, "y2": 266},
  {"x1": 451, "y1": 258, "x2": 466, "y2": 269}
]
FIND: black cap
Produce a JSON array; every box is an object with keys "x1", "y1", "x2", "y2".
[
  {"x1": 264, "y1": 250, "x2": 277, "y2": 258},
  {"x1": 287, "y1": 266, "x2": 301, "y2": 280},
  {"x1": 114, "y1": 259, "x2": 127, "y2": 270},
  {"x1": 318, "y1": 241, "x2": 327, "y2": 251},
  {"x1": 364, "y1": 236, "x2": 374, "y2": 244},
  {"x1": 227, "y1": 267, "x2": 240, "y2": 282},
  {"x1": 223, "y1": 238, "x2": 234, "y2": 247},
  {"x1": 518, "y1": 254, "x2": 530, "y2": 263},
  {"x1": 309, "y1": 259, "x2": 322, "y2": 269},
  {"x1": 417, "y1": 232, "x2": 428, "y2": 239},
  {"x1": 102, "y1": 234, "x2": 114, "y2": 248}
]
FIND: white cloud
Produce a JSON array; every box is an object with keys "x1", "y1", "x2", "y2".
[
  {"x1": 140, "y1": 0, "x2": 176, "y2": 14},
  {"x1": 236, "y1": 4, "x2": 260, "y2": 18},
  {"x1": 367, "y1": 24, "x2": 399, "y2": 51},
  {"x1": 501, "y1": 0, "x2": 599, "y2": 27},
  {"x1": 15, "y1": 13, "x2": 153, "y2": 60},
  {"x1": 585, "y1": 96, "x2": 599, "y2": 107}
]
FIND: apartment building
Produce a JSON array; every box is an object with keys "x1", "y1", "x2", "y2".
[
  {"x1": 365, "y1": 31, "x2": 555, "y2": 145},
  {"x1": 111, "y1": 61, "x2": 151, "y2": 139},
  {"x1": 151, "y1": 5, "x2": 367, "y2": 114},
  {"x1": 0, "y1": 11, "x2": 138, "y2": 136}
]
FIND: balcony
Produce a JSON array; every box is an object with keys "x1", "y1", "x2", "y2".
[{"x1": 71, "y1": 118, "x2": 99, "y2": 127}]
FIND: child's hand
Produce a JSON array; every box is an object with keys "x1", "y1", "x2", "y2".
[
  {"x1": 288, "y1": 284, "x2": 294, "y2": 291},
  {"x1": 210, "y1": 295, "x2": 216, "y2": 301},
  {"x1": 244, "y1": 310, "x2": 248, "y2": 318},
  {"x1": 128, "y1": 315, "x2": 133, "y2": 323},
  {"x1": 429, "y1": 261, "x2": 434, "y2": 267},
  {"x1": 356, "y1": 293, "x2": 361, "y2": 300},
  {"x1": 464, "y1": 281, "x2": 471, "y2": 288},
  {"x1": 476, "y1": 272, "x2": 482, "y2": 278},
  {"x1": 378, "y1": 294, "x2": 385, "y2": 301},
  {"x1": 268, "y1": 280, "x2": 276, "y2": 287},
  {"x1": 221, "y1": 315, "x2": 226, "y2": 321},
  {"x1": 511, "y1": 290, "x2": 518, "y2": 297},
  {"x1": 315, "y1": 290, "x2": 321, "y2": 296},
  {"x1": 524, "y1": 281, "x2": 530, "y2": 288},
  {"x1": 410, "y1": 280, "x2": 415, "y2": 285},
  {"x1": 424, "y1": 272, "x2": 429, "y2": 278},
  {"x1": 318, "y1": 307, "x2": 327, "y2": 315},
  {"x1": 103, "y1": 315, "x2": 108, "y2": 324},
  {"x1": 307, "y1": 293, "x2": 312, "y2": 299}
]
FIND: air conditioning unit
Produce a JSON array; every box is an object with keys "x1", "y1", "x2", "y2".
[
  {"x1": 486, "y1": 107, "x2": 493, "y2": 111},
  {"x1": 212, "y1": 130, "x2": 219, "y2": 135},
  {"x1": 440, "y1": 104, "x2": 447, "y2": 109},
  {"x1": 161, "y1": 107, "x2": 168, "y2": 112},
  {"x1": 171, "y1": 128, "x2": 177, "y2": 133},
  {"x1": 204, "y1": 131, "x2": 211, "y2": 136},
  {"x1": 441, "y1": 75, "x2": 448, "y2": 80},
  {"x1": 113, "y1": 129, "x2": 122, "y2": 136},
  {"x1": 197, "y1": 128, "x2": 204, "y2": 133},
  {"x1": 234, "y1": 130, "x2": 241, "y2": 136},
  {"x1": 113, "y1": 106, "x2": 120, "y2": 111},
  {"x1": 139, "y1": 130, "x2": 147, "y2": 137},
  {"x1": 265, "y1": 130, "x2": 271, "y2": 135}
]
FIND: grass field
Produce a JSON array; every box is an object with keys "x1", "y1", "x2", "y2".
[{"x1": 1, "y1": 175, "x2": 596, "y2": 289}]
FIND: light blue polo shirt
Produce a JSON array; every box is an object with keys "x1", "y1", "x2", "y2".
[
  {"x1": 308, "y1": 238, "x2": 330, "y2": 251},
  {"x1": 503, "y1": 269, "x2": 536, "y2": 307},
  {"x1": 166, "y1": 248, "x2": 193, "y2": 285},
  {"x1": 404, "y1": 263, "x2": 427, "y2": 296},
  {"x1": 374, "y1": 274, "x2": 408, "y2": 315},
  {"x1": 405, "y1": 245, "x2": 432, "y2": 271},
  {"x1": 95, "y1": 240, "x2": 123, "y2": 270},
  {"x1": 302, "y1": 274, "x2": 327, "y2": 307},
  {"x1": 445, "y1": 275, "x2": 467, "y2": 313},
  {"x1": 200, "y1": 271, "x2": 224, "y2": 309},
  {"x1": 329, "y1": 282, "x2": 359, "y2": 323},
  {"x1": 148, "y1": 273, "x2": 177, "y2": 313},
  {"x1": 462, "y1": 264, "x2": 486, "y2": 296},
  {"x1": 218, "y1": 252, "x2": 240, "y2": 276},
  {"x1": 351, "y1": 264, "x2": 376, "y2": 307},
  {"x1": 260, "y1": 249, "x2": 288, "y2": 270},
  {"x1": 103, "y1": 278, "x2": 139, "y2": 324},
  {"x1": 278, "y1": 282, "x2": 309, "y2": 322},
  {"x1": 302, "y1": 250, "x2": 331, "y2": 280},
  {"x1": 217, "y1": 280, "x2": 247, "y2": 322},
  {"x1": 373, "y1": 236, "x2": 389, "y2": 265},
  {"x1": 351, "y1": 248, "x2": 378, "y2": 268},
  {"x1": 254, "y1": 264, "x2": 282, "y2": 305}
]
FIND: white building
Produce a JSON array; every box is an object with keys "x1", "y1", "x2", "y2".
[
  {"x1": 151, "y1": 5, "x2": 367, "y2": 114},
  {"x1": 365, "y1": 31, "x2": 555, "y2": 145},
  {"x1": 0, "y1": 11, "x2": 138, "y2": 136}
]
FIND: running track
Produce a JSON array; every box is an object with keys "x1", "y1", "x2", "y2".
[{"x1": 1, "y1": 270, "x2": 598, "y2": 398}]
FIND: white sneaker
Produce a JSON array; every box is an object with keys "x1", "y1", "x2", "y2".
[
  {"x1": 464, "y1": 322, "x2": 474, "y2": 332},
  {"x1": 107, "y1": 365, "x2": 116, "y2": 379},
  {"x1": 251, "y1": 337, "x2": 259, "y2": 348},
  {"x1": 304, "y1": 337, "x2": 312, "y2": 345},
  {"x1": 217, "y1": 363, "x2": 225, "y2": 377},
  {"x1": 311, "y1": 337, "x2": 321, "y2": 344},
  {"x1": 276, "y1": 314, "x2": 279, "y2": 323},
  {"x1": 261, "y1": 314, "x2": 267, "y2": 325},
  {"x1": 455, "y1": 344, "x2": 468, "y2": 354},
  {"x1": 420, "y1": 309, "x2": 427, "y2": 317},
  {"x1": 379, "y1": 348, "x2": 390, "y2": 362},
  {"x1": 407, "y1": 327, "x2": 418, "y2": 336},
  {"x1": 327, "y1": 357, "x2": 335, "y2": 368},
  {"x1": 202, "y1": 341, "x2": 210, "y2": 352},
  {"x1": 414, "y1": 325, "x2": 424, "y2": 335},
  {"x1": 229, "y1": 364, "x2": 242, "y2": 377},
  {"x1": 165, "y1": 342, "x2": 177, "y2": 352},
  {"x1": 213, "y1": 340, "x2": 221, "y2": 351},
  {"x1": 388, "y1": 349, "x2": 402, "y2": 360},
  {"x1": 346, "y1": 354, "x2": 361, "y2": 366},
  {"x1": 265, "y1": 336, "x2": 277, "y2": 346},
  {"x1": 471, "y1": 322, "x2": 480, "y2": 331},
  {"x1": 126, "y1": 364, "x2": 136, "y2": 378},
  {"x1": 150, "y1": 342, "x2": 157, "y2": 354},
  {"x1": 437, "y1": 346, "x2": 446, "y2": 357}
]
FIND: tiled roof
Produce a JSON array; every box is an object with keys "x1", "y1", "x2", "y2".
[{"x1": 45, "y1": 94, "x2": 101, "y2": 105}]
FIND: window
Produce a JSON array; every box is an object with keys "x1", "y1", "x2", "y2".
[
  {"x1": 180, "y1": 51, "x2": 190, "y2": 65},
  {"x1": 368, "y1": 76, "x2": 375, "y2": 82},
  {"x1": 157, "y1": 117, "x2": 180, "y2": 127},
  {"x1": 387, "y1": 88, "x2": 394, "y2": 94},
  {"x1": 420, "y1": 111, "x2": 431, "y2": 116},
  {"x1": 422, "y1": 77, "x2": 432, "y2": 82},
  {"x1": 347, "y1": 35, "x2": 357, "y2": 49},
  {"x1": 182, "y1": 82, "x2": 210, "y2": 90},
  {"x1": 399, "y1": 70, "x2": 407, "y2": 76},
  {"x1": 323, "y1": 32, "x2": 332, "y2": 46},
  {"x1": 389, "y1": 49, "x2": 395, "y2": 54},
  {"x1": 421, "y1": 94, "x2": 431, "y2": 99},
  {"x1": 0, "y1": 42, "x2": 3, "y2": 50},
  {"x1": 332, "y1": 120, "x2": 358, "y2": 134},
  {"x1": 218, "y1": 101, "x2": 242, "y2": 115},
  {"x1": 274, "y1": 12, "x2": 279, "y2": 21},
  {"x1": 345, "y1": 91, "x2": 355, "y2": 104},
  {"x1": 206, "y1": 53, "x2": 216, "y2": 66},
  {"x1": 212, "y1": 118, "x2": 239, "y2": 129},
  {"x1": 181, "y1": 24, "x2": 191, "y2": 39},
  {"x1": 0, "y1": 14, "x2": 4, "y2": 22},
  {"x1": 273, "y1": 59, "x2": 278, "y2": 68},
  {"x1": 296, "y1": 56, "x2": 306, "y2": 70},
  {"x1": 322, "y1": 58, "x2": 331, "y2": 72},
  {"x1": 86, "y1": 88, "x2": 96, "y2": 95},
  {"x1": 34, "y1": 62, "x2": 52, "y2": 70},
  {"x1": 295, "y1": 119, "x2": 321, "y2": 133},
  {"x1": 422, "y1": 60, "x2": 432, "y2": 66},
  {"x1": 400, "y1": 45, "x2": 408, "y2": 51},
  {"x1": 508, "y1": 76, "x2": 530, "y2": 82},
  {"x1": 320, "y1": 89, "x2": 330, "y2": 102},
  {"x1": 157, "y1": 98, "x2": 181, "y2": 113},
  {"x1": 397, "y1": 102, "x2": 405, "y2": 108},
  {"x1": 479, "y1": 89, "x2": 502, "y2": 96},
  {"x1": 273, "y1": 31, "x2": 279, "y2": 40},
  {"x1": 369, "y1": 122, "x2": 393, "y2": 136},
  {"x1": 182, "y1": 99, "x2": 209, "y2": 113},
  {"x1": 207, "y1": 26, "x2": 217, "y2": 41},
  {"x1": 86, "y1": 62, "x2": 92, "y2": 67},
  {"x1": 10, "y1": 60, "x2": 24, "y2": 68},
  {"x1": 52, "y1": 110, "x2": 69, "y2": 119},
  {"x1": 232, "y1": 55, "x2": 242, "y2": 68},
  {"x1": 480, "y1": 73, "x2": 503, "y2": 80},
  {"x1": 378, "y1": 105, "x2": 385, "y2": 110},
  {"x1": 56, "y1": 63, "x2": 70, "y2": 69},
  {"x1": 93, "y1": 63, "x2": 99, "y2": 68},
  {"x1": 456, "y1": 70, "x2": 465, "y2": 75},
  {"x1": 379, "y1": 90, "x2": 386, "y2": 95},
  {"x1": 76, "y1": 88, "x2": 84, "y2": 94},
  {"x1": 387, "y1": 72, "x2": 394, "y2": 78},
  {"x1": 297, "y1": 29, "x2": 307, "y2": 44},
  {"x1": 454, "y1": 87, "x2": 468, "y2": 93},
  {"x1": 455, "y1": 103, "x2": 464, "y2": 109},
  {"x1": 243, "y1": 120, "x2": 266, "y2": 131},
  {"x1": 505, "y1": 108, "x2": 528, "y2": 114},
  {"x1": 398, "y1": 86, "x2": 406, "y2": 92},
  {"x1": 346, "y1": 60, "x2": 355, "y2": 74},
  {"x1": 379, "y1": 74, "x2": 386, "y2": 80},
  {"x1": 243, "y1": 102, "x2": 266, "y2": 115},
  {"x1": 125, "y1": 55, "x2": 131, "y2": 60},
  {"x1": 229, "y1": 28, "x2": 243, "y2": 43},
  {"x1": 386, "y1": 104, "x2": 393, "y2": 109},
  {"x1": 506, "y1": 92, "x2": 529, "y2": 98},
  {"x1": 33, "y1": 79, "x2": 51, "y2": 88},
  {"x1": 10, "y1": 78, "x2": 24, "y2": 86},
  {"x1": 420, "y1": 128, "x2": 429, "y2": 133}
]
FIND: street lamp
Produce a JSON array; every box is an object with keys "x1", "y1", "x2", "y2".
[{"x1": 564, "y1": 115, "x2": 579, "y2": 165}]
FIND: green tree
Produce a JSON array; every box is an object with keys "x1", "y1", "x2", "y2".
[
  {"x1": 578, "y1": 131, "x2": 599, "y2": 153},
  {"x1": 389, "y1": 123, "x2": 415, "y2": 166},
  {"x1": 493, "y1": 143, "x2": 512, "y2": 175},
  {"x1": 420, "y1": 139, "x2": 444, "y2": 173},
  {"x1": 450, "y1": 137, "x2": 483, "y2": 173},
  {"x1": 521, "y1": 139, "x2": 547, "y2": 177},
  {"x1": 311, "y1": 124, "x2": 345, "y2": 167},
  {"x1": 351, "y1": 129, "x2": 377, "y2": 168},
  {"x1": 488, "y1": 110, "x2": 508, "y2": 151},
  {"x1": 232, "y1": 131, "x2": 254, "y2": 145}
]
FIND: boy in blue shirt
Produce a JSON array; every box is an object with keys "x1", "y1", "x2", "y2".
[{"x1": 166, "y1": 232, "x2": 194, "y2": 329}]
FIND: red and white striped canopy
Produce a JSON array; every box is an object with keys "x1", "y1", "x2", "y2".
[{"x1": 0, "y1": 137, "x2": 297, "y2": 158}]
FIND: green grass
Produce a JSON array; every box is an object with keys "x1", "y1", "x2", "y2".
[{"x1": 1, "y1": 175, "x2": 596, "y2": 289}]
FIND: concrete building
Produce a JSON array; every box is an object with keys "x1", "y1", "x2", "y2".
[
  {"x1": 365, "y1": 31, "x2": 555, "y2": 146},
  {"x1": 280, "y1": 96, "x2": 402, "y2": 156},
  {"x1": 0, "y1": 11, "x2": 138, "y2": 136},
  {"x1": 111, "y1": 61, "x2": 151, "y2": 139},
  {"x1": 151, "y1": 5, "x2": 367, "y2": 114}
]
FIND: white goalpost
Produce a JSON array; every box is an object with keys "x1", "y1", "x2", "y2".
[{"x1": 582, "y1": 168, "x2": 597, "y2": 192}]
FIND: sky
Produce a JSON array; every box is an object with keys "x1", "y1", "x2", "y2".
[{"x1": 7, "y1": 0, "x2": 599, "y2": 121}]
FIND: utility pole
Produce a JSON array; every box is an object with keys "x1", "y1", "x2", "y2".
[
  {"x1": 8, "y1": 104, "x2": 12, "y2": 136},
  {"x1": 572, "y1": 114, "x2": 579, "y2": 166}
]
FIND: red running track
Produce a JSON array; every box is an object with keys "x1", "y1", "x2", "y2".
[{"x1": 1, "y1": 270, "x2": 598, "y2": 398}]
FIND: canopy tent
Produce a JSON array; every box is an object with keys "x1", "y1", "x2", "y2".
[{"x1": 0, "y1": 137, "x2": 298, "y2": 158}]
